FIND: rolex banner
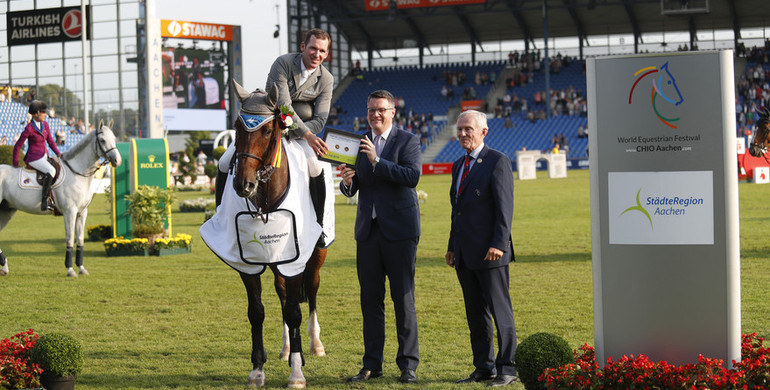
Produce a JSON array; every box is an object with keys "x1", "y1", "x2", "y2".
[{"x1": 129, "y1": 138, "x2": 171, "y2": 235}]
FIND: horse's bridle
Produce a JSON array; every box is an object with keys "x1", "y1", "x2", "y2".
[
  {"x1": 63, "y1": 126, "x2": 115, "y2": 177},
  {"x1": 232, "y1": 108, "x2": 283, "y2": 222}
]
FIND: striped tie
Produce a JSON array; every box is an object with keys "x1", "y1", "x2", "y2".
[{"x1": 458, "y1": 155, "x2": 472, "y2": 194}]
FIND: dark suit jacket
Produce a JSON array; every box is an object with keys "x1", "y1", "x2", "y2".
[
  {"x1": 340, "y1": 127, "x2": 421, "y2": 241},
  {"x1": 265, "y1": 53, "x2": 334, "y2": 138},
  {"x1": 448, "y1": 145, "x2": 514, "y2": 270}
]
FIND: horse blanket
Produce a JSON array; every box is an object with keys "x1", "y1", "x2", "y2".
[{"x1": 200, "y1": 138, "x2": 333, "y2": 277}]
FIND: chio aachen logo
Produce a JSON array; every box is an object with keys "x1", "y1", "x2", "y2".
[
  {"x1": 628, "y1": 62, "x2": 684, "y2": 129},
  {"x1": 620, "y1": 188, "x2": 704, "y2": 228}
]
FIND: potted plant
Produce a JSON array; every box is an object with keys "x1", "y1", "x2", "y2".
[
  {"x1": 152, "y1": 233, "x2": 193, "y2": 256},
  {"x1": 124, "y1": 185, "x2": 176, "y2": 244},
  {"x1": 30, "y1": 333, "x2": 83, "y2": 390}
]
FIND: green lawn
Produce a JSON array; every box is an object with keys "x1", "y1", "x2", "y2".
[{"x1": 0, "y1": 169, "x2": 768, "y2": 389}]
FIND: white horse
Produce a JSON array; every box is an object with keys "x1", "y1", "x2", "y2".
[{"x1": 0, "y1": 120, "x2": 121, "y2": 277}]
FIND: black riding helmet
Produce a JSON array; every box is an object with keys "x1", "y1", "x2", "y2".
[{"x1": 28, "y1": 100, "x2": 47, "y2": 115}]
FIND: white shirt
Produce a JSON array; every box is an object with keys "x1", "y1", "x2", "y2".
[
  {"x1": 456, "y1": 142, "x2": 484, "y2": 195},
  {"x1": 299, "y1": 60, "x2": 316, "y2": 87}
]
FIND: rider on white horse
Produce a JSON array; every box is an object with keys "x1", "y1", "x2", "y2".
[{"x1": 12, "y1": 100, "x2": 61, "y2": 211}]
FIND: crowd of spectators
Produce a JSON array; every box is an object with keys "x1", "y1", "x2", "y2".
[{"x1": 736, "y1": 42, "x2": 770, "y2": 138}]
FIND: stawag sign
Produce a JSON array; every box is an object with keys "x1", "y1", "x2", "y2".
[{"x1": 6, "y1": 6, "x2": 91, "y2": 47}]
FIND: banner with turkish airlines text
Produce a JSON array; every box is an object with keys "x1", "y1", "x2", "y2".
[{"x1": 7, "y1": 6, "x2": 91, "y2": 46}]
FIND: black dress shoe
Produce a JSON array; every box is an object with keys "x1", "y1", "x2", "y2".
[
  {"x1": 347, "y1": 368, "x2": 383, "y2": 382},
  {"x1": 399, "y1": 368, "x2": 417, "y2": 384},
  {"x1": 456, "y1": 370, "x2": 497, "y2": 383},
  {"x1": 487, "y1": 374, "x2": 518, "y2": 387}
]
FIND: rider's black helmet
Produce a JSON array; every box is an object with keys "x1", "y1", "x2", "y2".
[{"x1": 28, "y1": 100, "x2": 47, "y2": 115}]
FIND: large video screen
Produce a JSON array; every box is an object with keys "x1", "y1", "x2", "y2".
[{"x1": 162, "y1": 45, "x2": 227, "y2": 130}]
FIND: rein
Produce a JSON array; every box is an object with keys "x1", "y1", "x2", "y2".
[{"x1": 62, "y1": 127, "x2": 113, "y2": 177}]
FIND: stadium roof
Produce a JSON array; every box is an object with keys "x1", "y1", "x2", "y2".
[{"x1": 306, "y1": 0, "x2": 770, "y2": 54}]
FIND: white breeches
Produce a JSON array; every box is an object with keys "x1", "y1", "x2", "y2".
[
  {"x1": 27, "y1": 156, "x2": 55, "y2": 176},
  {"x1": 218, "y1": 139, "x2": 323, "y2": 178}
]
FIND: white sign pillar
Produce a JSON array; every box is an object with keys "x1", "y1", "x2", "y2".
[
  {"x1": 145, "y1": 0, "x2": 164, "y2": 138},
  {"x1": 588, "y1": 51, "x2": 740, "y2": 366}
]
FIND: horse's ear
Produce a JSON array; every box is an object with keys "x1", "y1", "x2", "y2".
[
  {"x1": 266, "y1": 83, "x2": 279, "y2": 108},
  {"x1": 108, "y1": 120, "x2": 114, "y2": 129},
  {"x1": 98, "y1": 119, "x2": 104, "y2": 129},
  {"x1": 232, "y1": 79, "x2": 250, "y2": 102}
]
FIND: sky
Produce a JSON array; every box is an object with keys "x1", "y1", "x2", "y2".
[{"x1": 154, "y1": 0, "x2": 287, "y2": 91}]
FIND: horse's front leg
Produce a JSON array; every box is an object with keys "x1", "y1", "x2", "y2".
[
  {"x1": 74, "y1": 208, "x2": 89, "y2": 275},
  {"x1": 283, "y1": 276, "x2": 306, "y2": 389},
  {"x1": 240, "y1": 272, "x2": 267, "y2": 387},
  {"x1": 62, "y1": 210, "x2": 78, "y2": 277}
]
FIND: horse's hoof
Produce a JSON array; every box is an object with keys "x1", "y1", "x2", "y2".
[
  {"x1": 78, "y1": 267, "x2": 89, "y2": 276},
  {"x1": 287, "y1": 353, "x2": 306, "y2": 388},
  {"x1": 248, "y1": 369, "x2": 265, "y2": 387},
  {"x1": 279, "y1": 348, "x2": 290, "y2": 361},
  {"x1": 0, "y1": 265, "x2": 8, "y2": 276},
  {"x1": 66, "y1": 268, "x2": 78, "y2": 278},
  {"x1": 310, "y1": 343, "x2": 325, "y2": 356}
]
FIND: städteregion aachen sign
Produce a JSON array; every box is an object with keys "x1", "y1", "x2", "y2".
[{"x1": 6, "y1": 6, "x2": 92, "y2": 47}]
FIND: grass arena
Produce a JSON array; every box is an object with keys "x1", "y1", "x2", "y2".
[{"x1": 1, "y1": 170, "x2": 769, "y2": 389}]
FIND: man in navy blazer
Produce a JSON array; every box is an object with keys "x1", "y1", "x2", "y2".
[
  {"x1": 339, "y1": 89, "x2": 421, "y2": 384},
  {"x1": 446, "y1": 110, "x2": 518, "y2": 387}
]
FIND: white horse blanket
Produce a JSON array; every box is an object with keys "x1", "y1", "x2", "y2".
[{"x1": 200, "y1": 138, "x2": 334, "y2": 277}]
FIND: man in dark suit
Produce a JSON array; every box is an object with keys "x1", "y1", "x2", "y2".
[
  {"x1": 339, "y1": 89, "x2": 421, "y2": 384},
  {"x1": 446, "y1": 110, "x2": 518, "y2": 387}
]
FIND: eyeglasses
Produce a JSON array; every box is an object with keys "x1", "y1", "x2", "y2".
[{"x1": 367, "y1": 107, "x2": 394, "y2": 115}]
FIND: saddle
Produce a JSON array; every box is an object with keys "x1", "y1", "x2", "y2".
[
  {"x1": 22, "y1": 157, "x2": 62, "y2": 215},
  {"x1": 31, "y1": 157, "x2": 62, "y2": 185}
]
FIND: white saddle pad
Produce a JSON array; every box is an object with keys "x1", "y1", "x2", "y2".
[
  {"x1": 200, "y1": 138, "x2": 325, "y2": 277},
  {"x1": 18, "y1": 167, "x2": 65, "y2": 190}
]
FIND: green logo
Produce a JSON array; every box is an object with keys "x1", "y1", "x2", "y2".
[
  {"x1": 620, "y1": 188, "x2": 653, "y2": 228},
  {"x1": 247, "y1": 232, "x2": 264, "y2": 250}
]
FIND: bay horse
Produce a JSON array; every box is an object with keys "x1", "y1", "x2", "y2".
[
  {"x1": 0, "y1": 121, "x2": 121, "y2": 277},
  {"x1": 222, "y1": 82, "x2": 327, "y2": 388},
  {"x1": 749, "y1": 108, "x2": 770, "y2": 158}
]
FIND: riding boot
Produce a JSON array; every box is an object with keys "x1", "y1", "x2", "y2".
[
  {"x1": 308, "y1": 171, "x2": 326, "y2": 247},
  {"x1": 41, "y1": 173, "x2": 53, "y2": 211},
  {"x1": 215, "y1": 170, "x2": 228, "y2": 207}
]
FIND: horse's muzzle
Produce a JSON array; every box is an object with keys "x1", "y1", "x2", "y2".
[
  {"x1": 749, "y1": 145, "x2": 765, "y2": 158},
  {"x1": 234, "y1": 178, "x2": 257, "y2": 199}
]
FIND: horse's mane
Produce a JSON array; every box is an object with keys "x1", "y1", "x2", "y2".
[{"x1": 61, "y1": 129, "x2": 97, "y2": 160}]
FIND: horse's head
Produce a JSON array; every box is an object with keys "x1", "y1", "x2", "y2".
[
  {"x1": 749, "y1": 108, "x2": 770, "y2": 157},
  {"x1": 231, "y1": 80, "x2": 282, "y2": 199},
  {"x1": 657, "y1": 62, "x2": 684, "y2": 106},
  {"x1": 96, "y1": 120, "x2": 122, "y2": 167}
]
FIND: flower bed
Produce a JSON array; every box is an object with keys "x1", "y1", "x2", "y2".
[
  {"x1": 103, "y1": 237, "x2": 150, "y2": 257},
  {"x1": 86, "y1": 224, "x2": 112, "y2": 242},
  {"x1": 540, "y1": 333, "x2": 770, "y2": 389},
  {"x1": 151, "y1": 234, "x2": 192, "y2": 256},
  {"x1": 0, "y1": 329, "x2": 43, "y2": 389},
  {"x1": 103, "y1": 234, "x2": 192, "y2": 257},
  {"x1": 179, "y1": 198, "x2": 215, "y2": 212}
]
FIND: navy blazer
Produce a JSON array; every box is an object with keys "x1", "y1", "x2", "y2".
[
  {"x1": 447, "y1": 145, "x2": 515, "y2": 270},
  {"x1": 340, "y1": 127, "x2": 422, "y2": 241}
]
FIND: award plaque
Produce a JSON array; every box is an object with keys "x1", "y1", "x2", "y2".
[{"x1": 320, "y1": 128, "x2": 364, "y2": 167}]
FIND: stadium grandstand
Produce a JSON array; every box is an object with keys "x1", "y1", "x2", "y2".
[
  {"x1": 0, "y1": 98, "x2": 85, "y2": 152},
  {"x1": 1, "y1": 0, "x2": 770, "y2": 169}
]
